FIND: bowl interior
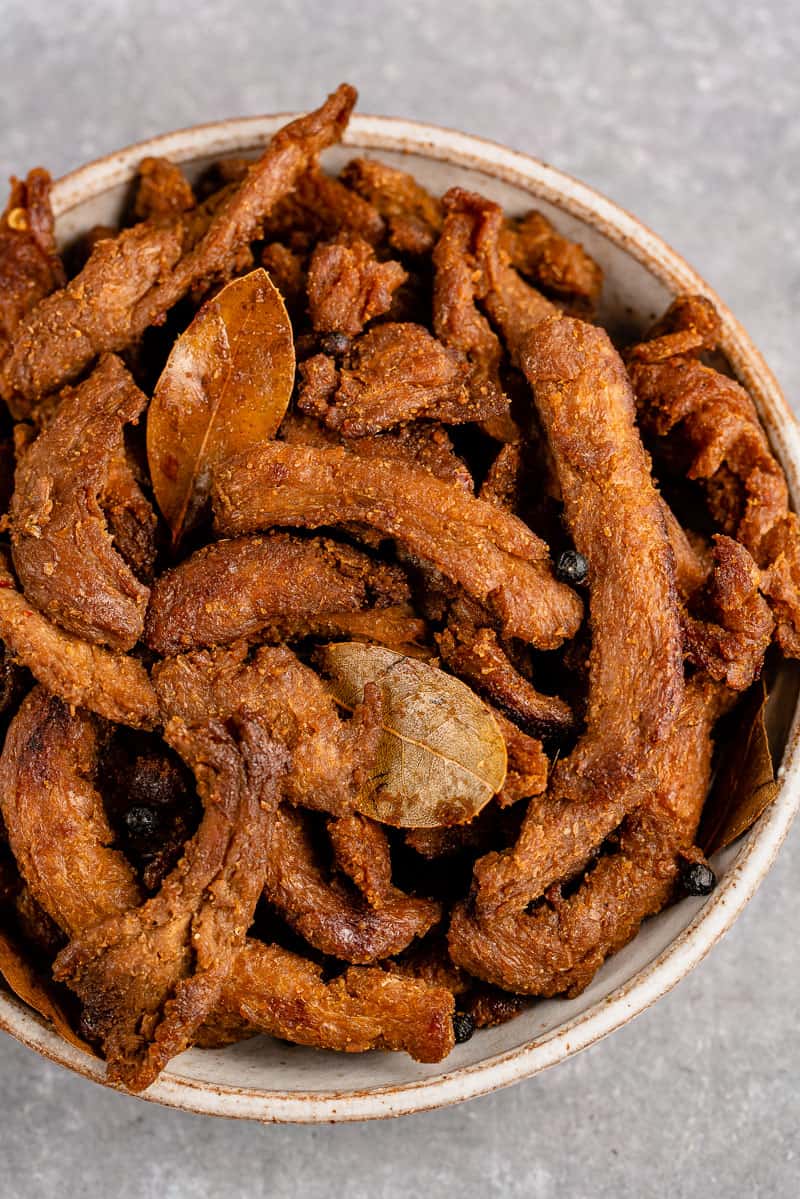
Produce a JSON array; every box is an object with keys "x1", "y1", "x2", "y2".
[{"x1": 2, "y1": 116, "x2": 799, "y2": 1122}]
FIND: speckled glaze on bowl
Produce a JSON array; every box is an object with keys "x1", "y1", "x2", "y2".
[{"x1": 1, "y1": 113, "x2": 799, "y2": 1123}]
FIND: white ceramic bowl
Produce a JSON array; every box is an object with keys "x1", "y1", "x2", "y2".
[{"x1": 1, "y1": 113, "x2": 799, "y2": 1123}]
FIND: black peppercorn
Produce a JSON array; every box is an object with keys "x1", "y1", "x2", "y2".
[
  {"x1": 124, "y1": 805, "x2": 160, "y2": 845},
  {"x1": 320, "y1": 332, "x2": 351, "y2": 357},
  {"x1": 453, "y1": 1012, "x2": 476, "y2": 1044},
  {"x1": 681, "y1": 860, "x2": 717, "y2": 896},
  {"x1": 556, "y1": 549, "x2": 589, "y2": 586}
]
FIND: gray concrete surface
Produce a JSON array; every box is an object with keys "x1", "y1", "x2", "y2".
[{"x1": 1, "y1": 0, "x2": 798, "y2": 1195}]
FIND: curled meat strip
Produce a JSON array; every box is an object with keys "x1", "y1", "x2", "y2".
[
  {"x1": 471, "y1": 317, "x2": 684, "y2": 920},
  {"x1": 0, "y1": 683, "x2": 453, "y2": 1068},
  {"x1": 262, "y1": 163, "x2": 385, "y2": 250},
  {"x1": 262, "y1": 806, "x2": 440, "y2": 964},
  {"x1": 306, "y1": 235, "x2": 407, "y2": 337},
  {"x1": 341, "y1": 157, "x2": 444, "y2": 255},
  {"x1": 11, "y1": 355, "x2": 154, "y2": 650},
  {"x1": 0, "y1": 551, "x2": 158, "y2": 728},
  {"x1": 298, "y1": 322, "x2": 505, "y2": 435},
  {"x1": 500, "y1": 209, "x2": 602, "y2": 306},
  {"x1": 145, "y1": 533, "x2": 410, "y2": 655},
  {"x1": 630, "y1": 295, "x2": 800, "y2": 655},
  {"x1": 0, "y1": 168, "x2": 65, "y2": 362},
  {"x1": 451, "y1": 680, "x2": 725, "y2": 995},
  {"x1": 213, "y1": 442, "x2": 583, "y2": 649},
  {"x1": 152, "y1": 642, "x2": 382, "y2": 817},
  {"x1": 1, "y1": 85, "x2": 357, "y2": 414},
  {"x1": 328, "y1": 811, "x2": 394, "y2": 906}
]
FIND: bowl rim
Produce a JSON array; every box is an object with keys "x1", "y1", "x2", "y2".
[{"x1": 1, "y1": 111, "x2": 799, "y2": 1124}]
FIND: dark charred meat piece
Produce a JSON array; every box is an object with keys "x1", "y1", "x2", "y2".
[
  {"x1": 213, "y1": 442, "x2": 583, "y2": 648},
  {"x1": 500, "y1": 209, "x2": 602, "y2": 305},
  {"x1": 341, "y1": 158, "x2": 444, "y2": 255},
  {"x1": 153, "y1": 642, "x2": 382, "y2": 817},
  {"x1": 0, "y1": 169, "x2": 65, "y2": 364},
  {"x1": 450, "y1": 681, "x2": 726, "y2": 995},
  {"x1": 0, "y1": 550, "x2": 159, "y2": 729},
  {"x1": 145, "y1": 533, "x2": 410, "y2": 655},
  {"x1": 299, "y1": 322, "x2": 507, "y2": 435},
  {"x1": 0, "y1": 221, "x2": 185, "y2": 418},
  {"x1": 630, "y1": 295, "x2": 800, "y2": 655},
  {"x1": 133, "y1": 157, "x2": 195, "y2": 223},
  {"x1": 683, "y1": 534, "x2": 773, "y2": 690},
  {"x1": 306, "y1": 235, "x2": 407, "y2": 337},
  {"x1": 10, "y1": 355, "x2": 153, "y2": 649},
  {"x1": 472, "y1": 317, "x2": 684, "y2": 919},
  {"x1": 1, "y1": 86, "x2": 356, "y2": 415},
  {"x1": 262, "y1": 806, "x2": 440, "y2": 963}
]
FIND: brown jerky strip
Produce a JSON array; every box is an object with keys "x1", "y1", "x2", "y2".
[
  {"x1": 262, "y1": 163, "x2": 386, "y2": 249},
  {"x1": 630, "y1": 296, "x2": 800, "y2": 656},
  {"x1": 133, "y1": 157, "x2": 195, "y2": 223},
  {"x1": 0, "y1": 168, "x2": 65, "y2": 362},
  {"x1": 262, "y1": 806, "x2": 440, "y2": 964},
  {"x1": 213, "y1": 442, "x2": 582, "y2": 648},
  {"x1": 0, "y1": 221, "x2": 185, "y2": 417},
  {"x1": 145, "y1": 533, "x2": 409, "y2": 655},
  {"x1": 437, "y1": 620, "x2": 575, "y2": 736},
  {"x1": 500, "y1": 209, "x2": 602, "y2": 304},
  {"x1": 11, "y1": 355, "x2": 152, "y2": 650},
  {"x1": 1, "y1": 86, "x2": 356, "y2": 414},
  {"x1": 0, "y1": 689, "x2": 142, "y2": 936},
  {"x1": 473, "y1": 317, "x2": 684, "y2": 918},
  {"x1": 300, "y1": 322, "x2": 506, "y2": 435},
  {"x1": 152, "y1": 642, "x2": 382, "y2": 818},
  {"x1": 101, "y1": 439, "x2": 159, "y2": 584},
  {"x1": 55, "y1": 718, "x2": 288, "y2": 1092},
  {"x1": 306, "y1": 235, "x2": 407, "y2": 337},
  {"x1": 224, "y1": 942, "x2": 454, "y2": 1062},
  {"x1": 0, "y1": 551, "x2": 158, "y2": 729},
  {"x1": 341, "y1": 158, "x2": 444, "y2": 255},
  {"x1": 328, "y1": 812, "x2": 394, "y2": 907},
  {"x1": 450, "y1": 680, "x2": 725, "y2": 995}
]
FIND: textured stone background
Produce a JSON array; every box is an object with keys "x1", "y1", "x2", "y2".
[{"x1": 1, "y1": 1, "x2": 798, "y2": 1195}]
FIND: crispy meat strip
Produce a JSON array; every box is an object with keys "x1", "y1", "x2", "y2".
[
  {"x1": 153, "y1": 642, "x2": 381, "y2": 817},
  {"x1": 306, "y1": 235, "x2": 407, "y2": 337},
  {"x1": 443, "y1": 188, "x2": 555, "y2": 366},
  {"x1": 0, "y1": 221, "x2": 185, "y2": 418},
  {"x1": 133, "y1": 157, "x2": 195, "y2": 223},
  {"x1": 630, "y1": 296, "x2": 800, "y2": 655},
  {"x1": 55, "y1": 717, "x2": 288, "y2": 1091},
  {"x1": 281, "y1": 409, "x2": 474, "y2": 492},
  {"x1": 261, "y1": 242, "x2": 306, "y2": 313},
  {"x1": 217, "y1": 943, "x2": 454, "y2": 1062},
  {"x1": 328, "y1": 812, "x2": 394, "y2": 907},
  {"x1": 145, "y1": 532, "x2": 409, "y2": 655},
  {"x1": 437, "y1": 619, "x2": 575, "y2": 737},
  {"x1": 298, "y1": 322, "x2": 507, "y2": 435},
  {"x1": 262, "y1": 163, "x2": 385, "y2": 249},
  {"x1": 1, "y1": 85, "x2": 357, "y2": 415},
  {"x1": 500, "y1": 210, "x2": 602, "y2": 305},
  {"x1": 341, "y1": 158, "x2": 444, "y2": 255},
  {"x1": 493, "y1": 711, "x2": 550, "y2": 808},
  {"x1": 0, "y1": 169, "x2": 65, "y2": 362},
  {"x1": 472, "y1": 317, "x2": 684, "y2": 918},
  {"x1": 683, "y1": 534, "x2": 773, "y2": 690},
  {"x1": 262, "y1": 806, "x2": 440, "y2": 964},
  {"x1": 1, "y1": 685, "x2": 451, "y2": 1067},
  {"x1": 213, "y1": 442, "x2": 583, "y2": 648},
  {"x1": 101, "y1": 440, "x2": 158, "y2": 583},
  {"x1": 479, "y1": 442, "x2": 523, "y2": 511},
  {"x1": 0, "y1": 690, "x2": 141, "y2": 935},
  {"x1": 0, "y1": 551, "x2": 158, "y2": 728},
  {"x1": 432, "y1": 192, "x2": 510, "y2": 425},
  {"x1": 11, "y1": 355, "x2": 153, "y2": 650},
  {"x1": 450, "y1": 680, "x2": 725, "y2": 995},
  {"x1": 295, "y1": 606, "x2": 431, "y2": 659}
]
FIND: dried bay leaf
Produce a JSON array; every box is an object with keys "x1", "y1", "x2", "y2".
[
  {"x1": 147, "y1": 267, "x2": 294, "y2": 543},
  {"x1": 701, "y1": 680, "x2": 779, "y2": 854},
  {"x1": 318, "y1": 642, "x2": 507, "y2": 828}
]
